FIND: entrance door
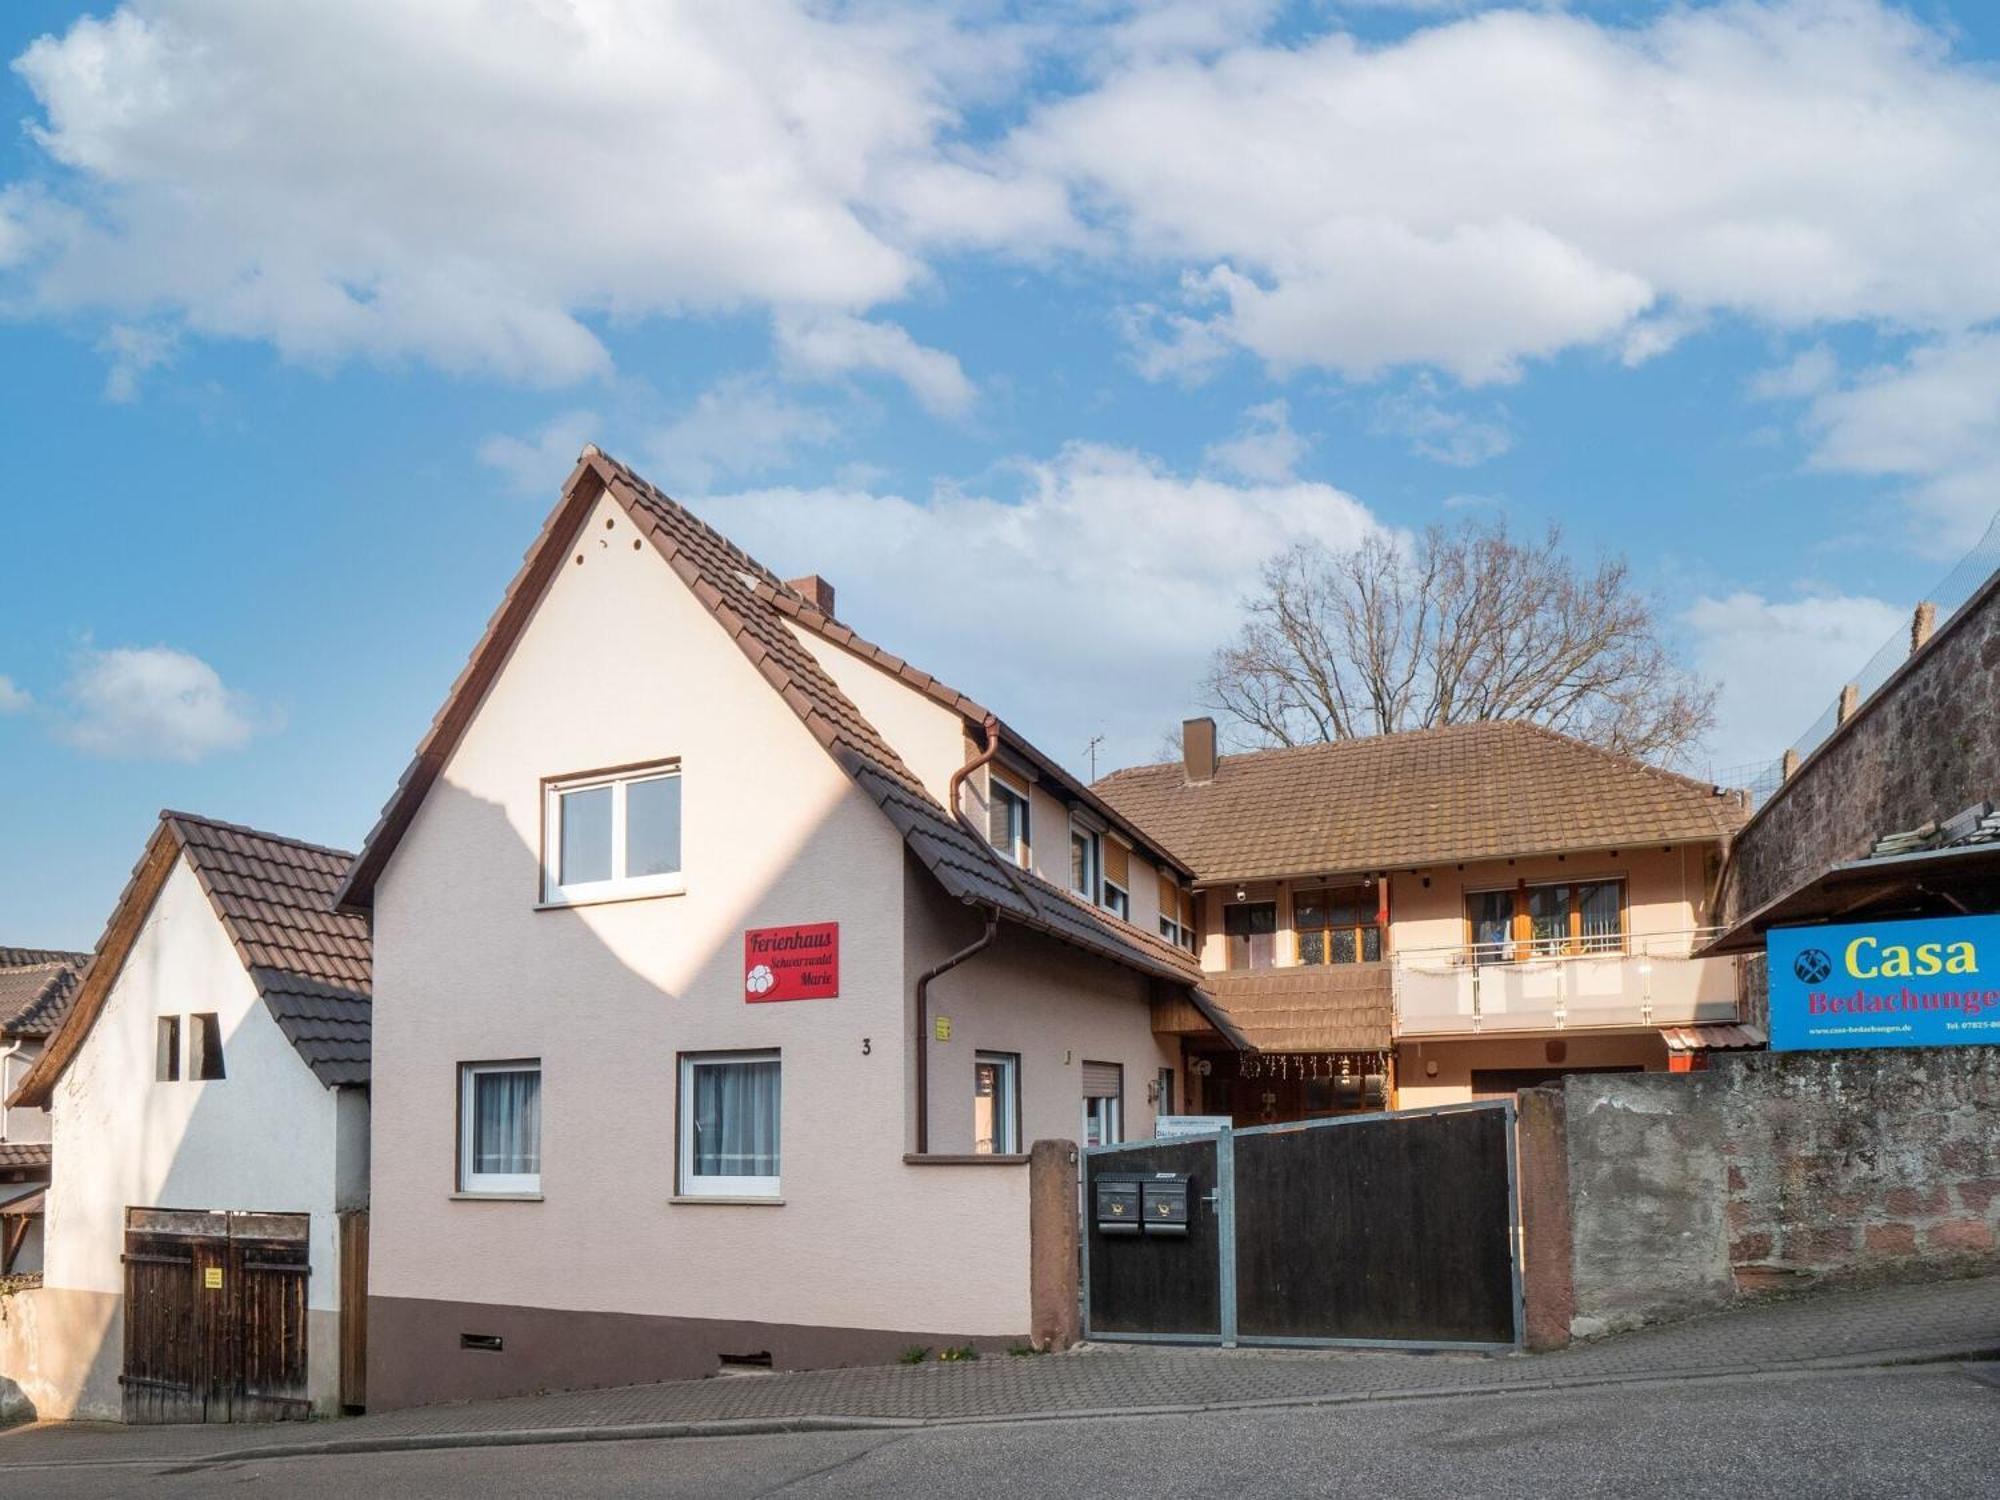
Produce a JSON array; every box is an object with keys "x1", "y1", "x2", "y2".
[{"x1": 122, "y1": 1208, "x2": 312, "y2": 1423}]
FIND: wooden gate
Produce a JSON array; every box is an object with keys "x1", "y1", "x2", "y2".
[
  {"x1": 1083, "y1": 1103, "x2": 1522, "y2": 1350},
  {"x1": 121, "y1": 1207, "x2": 312, "y2": 1424}
]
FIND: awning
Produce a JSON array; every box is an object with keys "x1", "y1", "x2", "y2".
[
  {"x1": 1704, "y1": 841, "x2": 2000, "y2": 956},
  {"x1": 0, "y1": 1186, "x2": 44, "y2": 1217},
  {"x1": 1660, "y1": 1022, "x2": 1767, "y2": 1054}
]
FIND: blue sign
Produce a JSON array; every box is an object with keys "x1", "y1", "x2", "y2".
[{"x1": 1767, "y1": 914, "x2": 2000, "y2": 1051}]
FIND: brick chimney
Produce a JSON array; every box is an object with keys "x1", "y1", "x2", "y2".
[
  {"x1": 786, "y1": 574, "x2": 836, "y2": 616},
  {"x1": 1182, "y1": 716, "x2": 1218, "y2": 784}
]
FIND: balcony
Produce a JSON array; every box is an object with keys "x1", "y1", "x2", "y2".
[{"x1": 1392, "y1": 930, "x2": 1741, "y2": 1038}]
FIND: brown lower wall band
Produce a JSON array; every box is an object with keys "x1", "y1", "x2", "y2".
[{"x1": 366, "y1": 1295, "x2": 1027, "y2": 1411}]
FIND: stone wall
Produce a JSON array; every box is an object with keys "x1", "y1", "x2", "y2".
[
  {"x1": 1722, "y1": 570, "x2": 2000, "y2": 923},
  {"x1": 1522, "y1": 1048, "x2": 2000, "y2": 1341}
]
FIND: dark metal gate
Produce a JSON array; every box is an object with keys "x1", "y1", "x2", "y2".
[
  {"x1": 1083, "y1": 1102, "x2": 1522, "y2": 1351},
  {"x1": 121, "y1": 1207, "x2": 313, "y2": 1423}
]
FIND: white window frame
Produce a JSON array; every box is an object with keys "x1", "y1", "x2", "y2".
[
  {"x1": 1069, "y1": 818, "x2": 1102, "y2": 903},
  {"x1": 678, "y1": 1050, "x2": 782, "y2": 1199},
  {"x1": 973, "y1": 1051, "x2": 1021, "y2": 1155},
  {"x1": 1102, "y1": 876, "x2": 1130, "y2": 919},
  {"x1": 542, "y1": 762, "x2": 684, "y2": 906},
  {"x1": 988, "y1": 775, "x2": 1031, "y2": 868},
  {"x1": 1084, "y1": 1091, "x2": 1122, "y2": 1148},
  {"x1": 458, "y1": 1061, "x2": 542, "y2": 1196}
]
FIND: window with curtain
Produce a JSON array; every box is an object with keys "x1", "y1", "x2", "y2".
[
  {"x1": 973, "y1": 1052, "x2": 1020, "y2": 1154},
  {"x1": 1293, "y1": 885, "x2": 1383, "y2": 965},
  {"x1": 1224, "y1": 901, "x2": 1277, "y2": 970},
  {"x1": 679, "y1": 1051, "x2": 782, "y2": 1197},
  {"x1": 1466, "y1": 880, "x2": 1626, "y2": 959},
  {"x1": 543, "y1": 762, "x2": 683, "y2": 904},
  {"x1": 459, "y1": 1061, "x2": 542, "y2": 1195}
]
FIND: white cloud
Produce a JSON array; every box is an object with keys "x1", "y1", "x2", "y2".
[
  {"x1": 1203, "y1": 399, "x2": 1308, "y2": 482},
  {"x1": 1684, "y1": 590, "x2": 1910, "y2": 772},
  {"x1": 1796, "y1": 333, "x2": 2000, "y2": 548},
  {"x1": 694, "y1": 442, "x2": 1384, "y2": 770},
  {"x1": 58, "y1": 645, "x2": 267, "y2": 761},
  {"x1": 773, "y1": 311, "x2": 975, "y2": 418},
  {"x1": 1370, "y1": 377, "x2": 1512, "y2": 467},
  {"x1": 96, "y1": 321, "x2": 175, "y2": 401},
  {"x1": 477, "y1": 410, "x2": 600, "y2": 498},
  {"x1": 5, "y1": 2, "x2": 1000, "y2": 383},
  {"x1": 645, "y1": 377, "x2": 842, "y2": 495},
  {"x1": 1002, "y1": 2, "x2": 2000, "y2": 383},
  {"x1": 1748, "y1": 344, "x2": 1838, "y2": 402},
  {"x1": 0, "y1": 676, "x2": 30, "y2": 713}
]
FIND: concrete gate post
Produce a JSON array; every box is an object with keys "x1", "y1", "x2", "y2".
[{"x1": 1028, "y1": 1139, "x2": 1081, "y2": 1351}]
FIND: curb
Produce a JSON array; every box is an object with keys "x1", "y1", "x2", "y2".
[{"x1": 4, "y1": 1341, "x2": 1996, "y2": 1472}]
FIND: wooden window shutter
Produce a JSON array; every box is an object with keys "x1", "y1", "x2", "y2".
[
  {"x1": 1082, "y1": 1061, "x2": 1122, "y2": 1099},
  {"x1": 1104, "y1": 839, "x2": 1131, "y2": 889},
  {"x1": 1158, "y1": 870, "x2": 1178, "y2": 919}
]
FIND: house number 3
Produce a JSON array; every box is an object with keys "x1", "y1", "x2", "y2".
[{"x1": 862, "y1": 1038, "x2": 872, "y2": 1056}]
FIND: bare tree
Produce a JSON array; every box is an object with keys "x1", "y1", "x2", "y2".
[{"x1": 1202, "y1": 522, "x2": 1715, "y2": 765}]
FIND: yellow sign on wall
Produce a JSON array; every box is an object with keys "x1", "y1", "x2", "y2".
[
  {"x1": 203, "y1": 1266, "x2": 223, "y2": 1291},
  {"x1": 933, "y1": 1015, "x2": 952, "y2": 1042}
]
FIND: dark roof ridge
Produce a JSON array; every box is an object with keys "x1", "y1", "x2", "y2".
[
  {"x1": 160, "y1": 809, "x2": 357, "y2": 862},
  {"x1": 0, "y1": 946, "x2": 91, "y2": 969}
]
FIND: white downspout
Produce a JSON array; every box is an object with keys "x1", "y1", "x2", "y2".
[{"x1": 0, "y1": 1041, "x2": 18, "y2": 1141}]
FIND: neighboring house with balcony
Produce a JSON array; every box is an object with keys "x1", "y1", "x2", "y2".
[
  {"x1": 1, "y1": 946, "x2": 89, "y2": 1276},
  {"x1": 335, "y1": 446, "x2": 1228, "y2": 1409},
  {"x1": 1094, "y1": 718, "x2": 1754, "y2": 1120}
]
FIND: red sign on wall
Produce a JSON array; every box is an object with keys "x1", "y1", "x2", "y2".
[{"x1": 744, "y1": 923, "x2": 840, "y2": 1002}]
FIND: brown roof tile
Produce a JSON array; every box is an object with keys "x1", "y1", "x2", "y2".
[
  {"x1": 10, "y1": 815, "x2": 371, "y2": 1109},
  {"x1": 0, "y1": 951, "x2": 89, "y2": 1039},
  {"x1": 1205, "y1": 966, "x2": 1394, "y2": 1053},
  {"x1": 336, "y1": 448, "x2": 1204, "y2": 996},
  {"x1": 1094, "y1": 721, "x2": 1748, "y2": 884}
]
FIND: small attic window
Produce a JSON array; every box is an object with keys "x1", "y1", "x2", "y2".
[{"x1": 191, "y1": 1013, "x2": 227, "y2": 1081}]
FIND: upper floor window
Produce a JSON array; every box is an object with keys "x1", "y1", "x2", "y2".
[
  {"x1": 543, "y1": 762, "x2": 682, "y2": 904},
  {"x1": 1224, "y1": 900, "x2": 1277, "y2": 969},
  {"x1": 155, "y1": 1016, "x2": 181, "y2": 1083},
  {"x1": 1468, "y1": 879, "x2": 1625, "y2": 960},
  {"x1": 1158, "y1": 875, "x2": 1196, "y2": 951},
  {"x1": 1069, "y1": 820, "x2": 1101, "y2": 904},
  {"x1": 1295, "y1": 885, "x2": 1383, "y2": 965},
  {"x1": 986, "y1": 771, "x2": 1030, "y2": 867},
  {"x1": 1102, "y1": 838, "x2": 1132, "y2": 920},
  {"x1": 190, "y1": 1013, "x2": 226, "y2": 1080}
]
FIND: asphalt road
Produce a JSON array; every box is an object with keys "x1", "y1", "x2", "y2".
[{"x1": 24, "y1": 1365, "x2": 2000, "y2": 1499}]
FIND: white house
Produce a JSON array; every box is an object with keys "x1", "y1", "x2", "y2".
[
  {"x1": 336, "y1": 446, "x2": 1235, "y2": 1409},
  {"x1": 3, "y1": 812, "x2": 370, "y2": 1422}
]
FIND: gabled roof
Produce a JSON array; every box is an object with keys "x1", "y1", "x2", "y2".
[
  {"x1": 333, "y1": 448, "x2": 1205, "y2": 995},
  {"x1": 758, "y1": 584, "x2": 1194, "y2": 879},
  {"x1": 1094, "y1": 721, "x2": 1749, "y2": 884},
  {"x1": 10, "y1": 813, "x2": 371, "y2": 1109},
  {"x1": 0, "y1": 949, "x2": 89, "y2": 1040}
]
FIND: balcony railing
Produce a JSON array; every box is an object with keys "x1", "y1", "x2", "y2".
[{"x1": 1392, "y1": 929, "x2": 1740, "y2": 1037}]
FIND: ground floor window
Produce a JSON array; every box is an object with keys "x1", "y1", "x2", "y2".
[
  {"x1": 680, "y1": 1050, "x2": 782, "y2": 1196},
  {"x1": 1082, "y1": 1060, "x2": 1123, "y2": 1146},
  {"x1": 974, "y1": 1051, "x2": 1021, "y2": 1154},
  {"x1": 459, "y1": 1061, "x2": 542, "y2": 1195}
]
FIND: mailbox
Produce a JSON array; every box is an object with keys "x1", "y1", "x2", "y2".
[
  {"x1": 1094, "y1": 1178, "x2": 1141, "y2": 1236},
  {"x1": 1141, "y1": 1176, "x2": 1189, "y2": 1237}
]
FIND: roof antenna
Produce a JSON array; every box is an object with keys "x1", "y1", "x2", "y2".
[{"x1": 1087, "y1": 733, "x2": 1105, "y2": 781}]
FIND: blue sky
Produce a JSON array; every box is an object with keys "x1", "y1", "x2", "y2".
[{"x1": 4, "y1": 0, "x2": 2000, "y2": 948}]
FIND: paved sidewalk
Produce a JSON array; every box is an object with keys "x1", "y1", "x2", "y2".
[{"x1": 4, "y1": 1275, "x2": 1997, "y2": 1469}]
